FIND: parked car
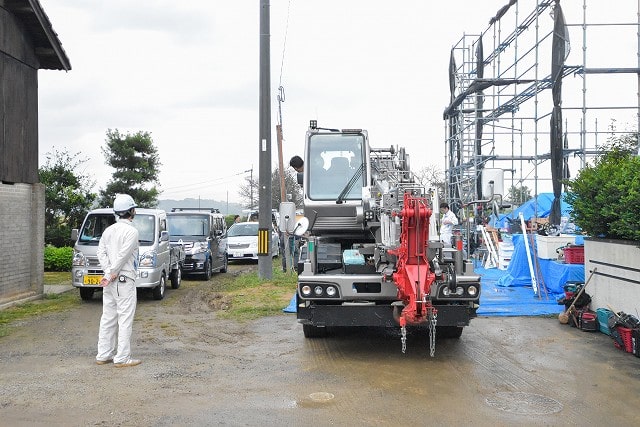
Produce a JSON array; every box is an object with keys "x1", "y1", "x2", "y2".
[
  {"x1": 166, "y1": 208, "x2": 227, "y2": 279},
  {"x1": 226, "y1": 221, "x2": 280, "y2": 261},
  {"x1": 71, "y1": 208, "x2": 184, "y2": 301}
]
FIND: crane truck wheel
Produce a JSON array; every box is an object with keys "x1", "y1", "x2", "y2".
[
  {"x1": 436, "y1": 326, "x2": 463, "y2": 339},
  {"x1": 302, "y1": 324, "x2": 327, "y2": 338}
]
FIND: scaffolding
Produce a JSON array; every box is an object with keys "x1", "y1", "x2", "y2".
[{"x1": 444, "y1": 0, "x2": 640, "y2": 222}]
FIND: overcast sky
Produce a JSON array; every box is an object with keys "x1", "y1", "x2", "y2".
[{"x1": 37, "y1": 0, "x2": 636, "y2": 204}]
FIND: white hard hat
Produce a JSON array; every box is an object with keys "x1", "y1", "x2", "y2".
[{"x1": 113, "y1": 194, "x2": 137, "y2": 216}]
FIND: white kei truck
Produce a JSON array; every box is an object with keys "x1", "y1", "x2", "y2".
[{"x1": 71, "y1": 208, "x2": 184, "y2": 301}]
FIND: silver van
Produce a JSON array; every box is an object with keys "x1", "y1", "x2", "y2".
[{"x1": 71, "y1": 208, "x2": 182, "y2": 301}]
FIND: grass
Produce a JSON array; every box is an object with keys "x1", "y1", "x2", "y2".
[
  {"x1": 213, "y1": 260, "x2": 298, "y2": 321},
  {"x1": 0, "y1": 261, "x2": 298, "y2": 337},
  {"x1": 0, "y1": 272, "x2": 80, "y2": 337},
  {"x1": 44, "y1": 271, "x2": 71, "y2": 285}
]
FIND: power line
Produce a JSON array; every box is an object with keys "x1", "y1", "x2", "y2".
[
  {"x1": 160, "y1": 170, "x2": 250, "y2": 191},
  {"x1": 278, "y1": 0, "x2": 292, "y2": 89}
]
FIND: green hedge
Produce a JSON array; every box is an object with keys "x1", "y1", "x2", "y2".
[
  {"x1": 44, "y1": 246, "x2": 73, "y2": 272},
  {"x1": 566, "y1": 149, "x2": 640, "y2": 241}
]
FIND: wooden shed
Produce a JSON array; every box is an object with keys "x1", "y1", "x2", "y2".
[{"x1": 0, "y1": 0, "x2": 71, "y2": 308}]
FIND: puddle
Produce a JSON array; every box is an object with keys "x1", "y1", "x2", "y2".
[
  {"x1": 296, "y1": 392, "x2": 335, "y2": 408},
  {"x1": 309, "y1": 392, "x2": 335, "y2": 403},
  {"x1": 486, "y1": 391, "x2": 563, "y2": 415}
]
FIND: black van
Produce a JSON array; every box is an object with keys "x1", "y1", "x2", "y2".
[{"x1": 166, "y1": 208, "x2": 228, "y2": 280}]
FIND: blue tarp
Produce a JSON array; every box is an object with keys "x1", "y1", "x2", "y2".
[
  {"x1": 495, "y1": 234, "x2": 584, "y2": 294},
  {"x1": 284, "y1": 294, "x2": 296, "y2": 313},
  {"x1": 494, "y1": 193, "x2": 573, "y2": 229},
  {"x1": 476, "y1": 266, "x2": 565, "y2": 316}
]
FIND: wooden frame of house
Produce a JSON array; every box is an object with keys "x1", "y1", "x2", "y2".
[{"x1": 1, "y1": 0, "x2": 71, "y2": 308}]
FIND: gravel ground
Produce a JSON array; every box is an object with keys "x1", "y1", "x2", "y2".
[{"x1": 3, "y1": 263, "x2": 640, "y2": 426}]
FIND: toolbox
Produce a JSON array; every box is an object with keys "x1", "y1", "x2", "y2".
[
  {"x1": 596, "y1": 308, "x2": 614, "y2": 335},
  {"x1": 579, "y1": 311, "x2": 598, "y2": 332}
]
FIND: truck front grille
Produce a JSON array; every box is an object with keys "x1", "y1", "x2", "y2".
[{"x1": 313, "y1": 216, "x2": 362, "y2": 230}]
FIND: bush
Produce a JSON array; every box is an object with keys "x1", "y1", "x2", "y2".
[
  {"x1": 44, "y1": 246, "x2": 73, "y2": 272},
  {"x1": 566, "y1": 149, "x2": 640, "y2": 241}
]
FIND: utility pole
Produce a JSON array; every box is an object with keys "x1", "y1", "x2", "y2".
[
  {"x1": 276, "y1": 88, "x2": 288, "y2": 272},
  {"x1": 258, "y1": 0, "x2": 272, "y2": 279}
]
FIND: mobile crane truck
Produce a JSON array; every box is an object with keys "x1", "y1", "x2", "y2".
[{"x1": 292, "y1": 120, "x2": 481, "y2": 356}]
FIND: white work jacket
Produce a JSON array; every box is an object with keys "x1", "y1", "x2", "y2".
[
  {"x1": 440, "y1": 209, "x2": 459, "y2": 242},
  {"x1": 97, "y1": 218, "x2": 139, "y2": 280}
]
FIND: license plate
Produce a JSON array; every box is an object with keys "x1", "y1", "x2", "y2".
[{"x1": 83, "y1": 275, "x2": 102, "y2": 285}]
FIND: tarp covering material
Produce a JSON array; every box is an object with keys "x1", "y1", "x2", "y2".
[
  {"x1": 494, "y1": 193, "x2": 572, "y2": 229},
  {"x1": 475, "y1": 36, "x2": 485, "y2": 199},
  {"x1": 443, "y1": 78, "x2": 535, "y2": 119},
  {"x1": 494, "y1": 234, "x2": 585, "y2": 294},
  {"x1": 550, "y1": 4, "x2": 570, "y2": 225},
  {"x1": 284, "y1": 294, "x2": 297, "y2": 313},
  {"x1": 477, "y1": 266, "x2": 565, "y2": 316}
]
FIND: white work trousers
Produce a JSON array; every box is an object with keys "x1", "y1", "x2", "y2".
[
  {"x1": 441, "y1": 233, "x2": 453, "y2": 248},
  {"x1": 96, "y1": 277, "x2": 137, "y2": 364}
]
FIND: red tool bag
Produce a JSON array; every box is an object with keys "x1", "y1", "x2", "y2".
[{"x1": 579, "y1": 310, "x2": 598, "y2": 332}]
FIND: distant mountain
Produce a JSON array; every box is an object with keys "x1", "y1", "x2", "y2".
[{"x1": 157, "y1": 198, "x2": 244, "y2": 216}]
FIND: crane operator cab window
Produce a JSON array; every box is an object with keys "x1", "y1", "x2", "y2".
[{"x1": 307, "y1": 134, "x2": 365, "y2": 201}]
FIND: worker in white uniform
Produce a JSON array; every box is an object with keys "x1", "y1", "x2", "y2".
[
  {"x1": 95, "y1": 194, "x2": 141, "y2": 367},
  {"x1": 439, "y1": 202, "x2": 458, "y2": 247}
]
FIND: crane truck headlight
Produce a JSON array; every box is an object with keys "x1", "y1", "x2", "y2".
[
  {"x1": 467, "y1": 285, "x2": 478, "y2": 297},
  {"x1": 455, "y1": 286, "x2": 464, "y2": 296},
  {"x1": 326, "y1": 286, "x2": 337, "y2": 297},
  {"x1": 301, "y1": 285, "x2": 312, "y2": 296},
  {"x1": 442, "y1": 287, "x2": 451, "y2": 297},
  {"x1": 314, "y1": 286, "x2": 324, "y2": 296}
]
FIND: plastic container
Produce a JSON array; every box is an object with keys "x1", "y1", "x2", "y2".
[
  {"x1": 615, "y1": 326, "x2": 634, "y2": 353},
  {"x1": 563, "y1": 245, "x2": 585, "y2": 264},
  {"x1": 342, "y1": 249, "x2": 365, "y2": 265},
  {"x1": 536, "y1": 234, "x2": 576, "y2": 259}
]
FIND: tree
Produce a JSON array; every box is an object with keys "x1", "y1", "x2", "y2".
[
  {"x1": 506, "y1": 185, "x2": 532, "y2": 205},
  {"x1": 98, "y1": 129, "x2": 161, "y2": 208},
  {"x1": 414, "y1": 165, "x2": 446, "y2": 196},
  {"x1": 238, "y1": 174, "x2": 258, "y2": 209},
  {"x1": 238, "y1": 167, "x2": 302, "y2": 209},
  {"x1": 270, "y1": 168, "x2": 303, "y2": 208},
  {"x1": 39, "y1": 148, "x2": 97, "y2": 247},
  {"x1": 566, "y1": 134, "x2": 640, "y2": 240}
]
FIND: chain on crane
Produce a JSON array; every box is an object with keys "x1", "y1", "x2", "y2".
[{"x1": 428, "y1": 306, "x2": 437, "y2": 357}]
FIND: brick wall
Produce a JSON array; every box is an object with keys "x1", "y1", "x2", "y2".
[{"x1": 0, "y1": 182, "x2": 44, "y2": 306}]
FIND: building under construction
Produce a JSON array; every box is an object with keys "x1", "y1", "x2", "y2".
[{"x1": 444, "y1": 0, "x2": 639, "y2": 225}]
